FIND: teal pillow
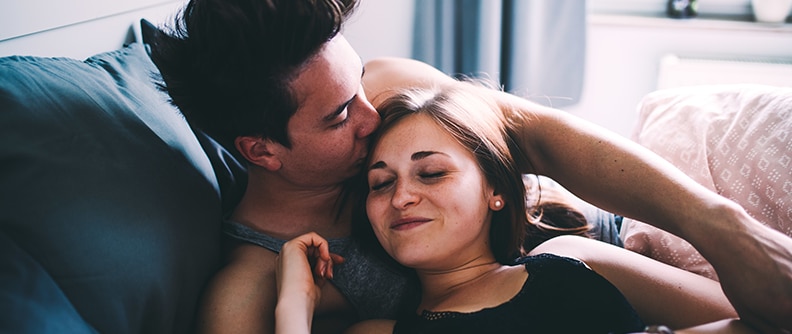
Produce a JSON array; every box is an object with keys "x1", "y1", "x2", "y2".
[
  {"x1": 0, "y1": 44, "x2": 223, "y2": 333},
  {"x1": 0, "y1": 231, "x2": 97, "y2": 333}
]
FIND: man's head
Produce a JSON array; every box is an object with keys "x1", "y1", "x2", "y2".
[
  {"x1": 152, "y1": 0, "x2": 359, "y2": 148},
  {"x1": 238, "y1": 35, "x2": 380, "y2": 187},
  {"x1": 153, "y1": 0, "x2": 380, "y2": 186}
]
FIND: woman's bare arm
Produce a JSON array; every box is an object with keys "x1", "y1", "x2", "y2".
[
  {"x1": 531, "y1": 236, "x2": 735, "y2": 329},
  {"x1": 675, "y1": 319, "x2": 759, "y2": 334}
]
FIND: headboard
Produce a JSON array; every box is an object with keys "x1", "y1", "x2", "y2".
[{"x1": 0, "y1": 1, "x2": 185, "y2": 59}]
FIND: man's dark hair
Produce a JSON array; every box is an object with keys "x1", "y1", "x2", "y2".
[{"x1": 151, "y1": 0, "x2": 359, "y2": 147}]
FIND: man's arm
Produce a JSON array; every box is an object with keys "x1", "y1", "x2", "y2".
[
  {"x1": 363, "y1": 57, "x2": 792, "y2": 333},
  {"x1": 196, "y1": 244, "x2": 279, "y2": 334}
]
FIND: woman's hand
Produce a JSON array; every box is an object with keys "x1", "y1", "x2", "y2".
[{"x1": 274, "y1": 232, "x2": 344, "y2": 334}]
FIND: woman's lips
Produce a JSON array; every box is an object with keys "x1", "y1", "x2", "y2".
[{"x1": 390, "y1": 217, "x2": 431, "y2": 231}]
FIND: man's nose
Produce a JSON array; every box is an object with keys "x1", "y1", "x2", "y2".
[{"x1": 355, "y1": 97, "x2": 380, "y2": 138}]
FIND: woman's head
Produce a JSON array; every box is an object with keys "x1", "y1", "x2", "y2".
[{"x1": 364, "y1": 83, "x2": 526, "y2": 266}]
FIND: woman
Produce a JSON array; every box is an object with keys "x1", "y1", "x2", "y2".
[{"x1": 275, "y1": 83, "x2": 749, "y2": 333}]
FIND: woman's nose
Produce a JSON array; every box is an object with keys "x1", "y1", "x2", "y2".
[{"x1": 391, "y1": 180, "x2": 419, "y2": 209}]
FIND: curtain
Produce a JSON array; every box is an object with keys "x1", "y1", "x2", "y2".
[{"x1": 413, "y1": 0, "x2": 586, "y2": 107}]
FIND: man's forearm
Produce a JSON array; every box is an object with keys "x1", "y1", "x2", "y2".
[{"x1": 496, "y1": 91, "x2": 734, "y2": 239}]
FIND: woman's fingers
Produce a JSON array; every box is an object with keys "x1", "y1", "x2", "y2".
[
  {"x1": 312, "y1": 250, "x2": 345, "y2": 281},
  {"x1": 281, "y1": 232, "x2": 345, "y2": 282},
  {"x1": 326, "y1": 253, "x2": 345, "y2": 279}
]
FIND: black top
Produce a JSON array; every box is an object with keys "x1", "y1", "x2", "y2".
[{"x1": 394, "y1": 253, "x2": 645, "y2": 334}]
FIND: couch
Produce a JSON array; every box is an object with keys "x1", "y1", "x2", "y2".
[
  {"x1": 0, "y1": 42, "x2": 247, "y2": 333},
  {"x1": 3, "y1": 26, "x2": 790, "y2": 333}
]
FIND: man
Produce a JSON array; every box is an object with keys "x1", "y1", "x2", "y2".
[{"x1": 152, "y1": 0, "x2": 792, "y2": 333}]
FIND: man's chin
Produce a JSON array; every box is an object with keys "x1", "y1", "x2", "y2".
[
  {"x1": 353, "y1": 156, "x2": 367, "y2": 170},
  {"x1": 341, "y1": 163, "x2": 367, "y2": 183}
]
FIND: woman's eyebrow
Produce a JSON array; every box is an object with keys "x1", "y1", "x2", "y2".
[
  {"x1": 369, "y1": 161, "x2": 386, "y2": 170},
  {"x1": 368, "y1": 151, "x2": 447, "y2": 171},
  {"x1": 412, "y1": 151, "x2": 444, "y2": 160}
]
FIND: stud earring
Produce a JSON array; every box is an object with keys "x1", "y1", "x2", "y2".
[{"x1": 494, "y1": 200, "x2": 503, "y2": 209}]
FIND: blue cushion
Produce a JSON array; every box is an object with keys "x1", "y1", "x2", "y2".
[
  {"x1": 0, "y1": 231, "x2": 97, "y2": 333},
  {"x1": 0, "y1": 43, "x2": 225, "y2": 333}
]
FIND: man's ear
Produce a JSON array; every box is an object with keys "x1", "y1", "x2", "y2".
[{"x1": 235, "y1": 136, "x2": 282, "y2": 171}]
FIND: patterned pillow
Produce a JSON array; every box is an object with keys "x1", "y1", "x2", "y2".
[{"x1": 623, "y1": 84, "x2": 792, "y2": 280}]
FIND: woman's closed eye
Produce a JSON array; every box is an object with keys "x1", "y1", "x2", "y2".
[
  {"x1": 419, "y1": 171, "x2": 447, "y2": 181},
  {"x1": 368, "y1": 167, "x2": 449, "y2": 192},
  {"x1": 369, "y1": 177, "x2": 394, "y2": 191}
]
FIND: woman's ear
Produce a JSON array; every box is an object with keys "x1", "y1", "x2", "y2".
[
  {"x1": 489, "y1": 194, "x2": 505, "y2": 211},
  {"x1": 235, "y1": 136, "x2": 283, "y2": 171}
]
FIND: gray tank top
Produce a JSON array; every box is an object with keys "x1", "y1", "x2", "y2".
[{"x1": 222, "y1": 221, "x2": 416, "y2": 320}]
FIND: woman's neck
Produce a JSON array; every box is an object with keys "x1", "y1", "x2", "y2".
[{"x1": 415, "y1": 258, "x2": 528, "y2": 314}]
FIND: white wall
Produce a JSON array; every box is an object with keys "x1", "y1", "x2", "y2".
[
  {"x1": 0, "y1": 1, "x2": 185, "y2": 59},
  {"x1": 0, "y1": 0, "x2": 412, "y2": 61},
  {"x1": 343, "y1": 0, "x2": 416, "y2": 62},
  {"x1": 564, "y1": 15, "x2": 792, "y2": 137}
]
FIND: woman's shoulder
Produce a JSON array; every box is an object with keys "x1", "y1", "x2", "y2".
[{"x1": 513, "y1": 252, "x2": 613, "y2": 293}]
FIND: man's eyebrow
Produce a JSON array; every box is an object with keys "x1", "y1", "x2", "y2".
[{"x1": 323, "y1": 64, "x2": 365, "y2": 123}]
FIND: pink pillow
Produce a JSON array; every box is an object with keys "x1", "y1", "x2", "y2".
[{"x1": 624, "y1": 84, "x2": 792, "y2": 280}]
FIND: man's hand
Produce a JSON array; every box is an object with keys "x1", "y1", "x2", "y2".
[{"x1": 705, "y1": 220, "x2": 792, "y2": 334}]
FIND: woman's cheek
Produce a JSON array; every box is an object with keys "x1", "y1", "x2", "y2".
[{"x1": 366, "y1": 196, "x2": 386, "y2": 232}]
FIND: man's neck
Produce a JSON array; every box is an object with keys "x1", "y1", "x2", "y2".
[{"x1": 230, "y1": 172, "x2": 356, "y2": 240}]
